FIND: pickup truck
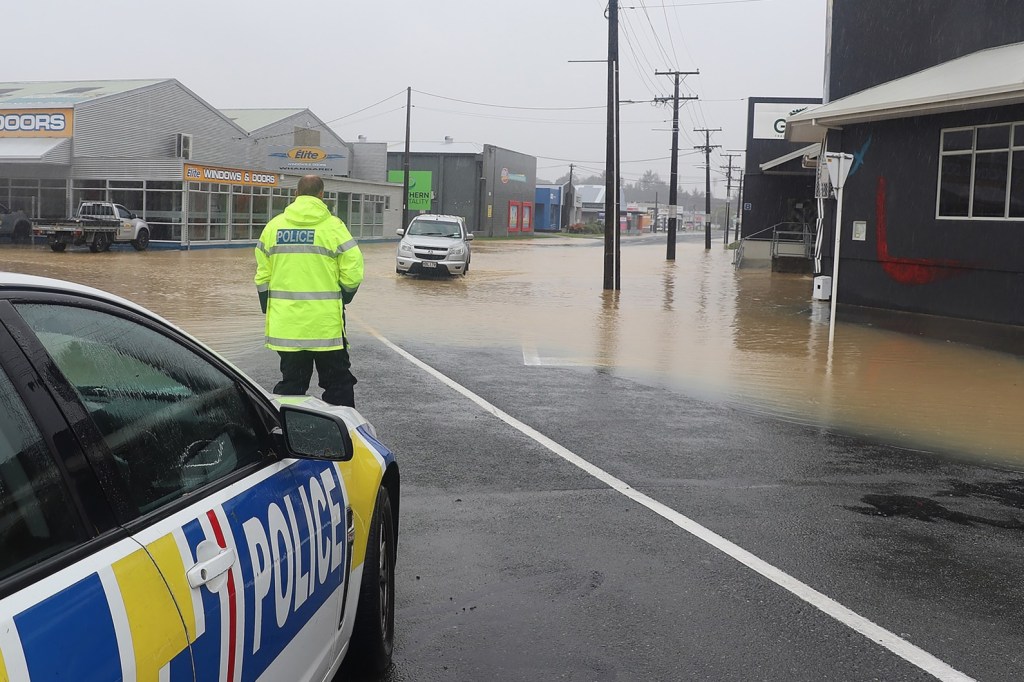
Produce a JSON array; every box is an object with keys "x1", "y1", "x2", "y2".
[
  {"x1": 34, "y1": 202, "x2": 151, "y2": 252},
  {"x1": 0, "y1": 202, "x2": 32, "y2": 243}
]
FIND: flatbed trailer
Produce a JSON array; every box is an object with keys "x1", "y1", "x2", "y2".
[
  {"x1": 34, "y1": 217, "x2": 123, "y2": 252},
  {"x1": 33, "y1": 202, "x2": 151, "y2": 252}
]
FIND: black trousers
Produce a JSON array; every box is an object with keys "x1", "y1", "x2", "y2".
[{"x1": 274, "y1": 349, "x2": 357, "y2": 407}]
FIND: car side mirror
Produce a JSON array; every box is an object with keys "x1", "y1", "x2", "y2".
[
  {"x1": 465, "y1": 232, "x2": 474, "y2": 241},
  {"x1": 396, "y1": 228, "x2": 405, "y2": 236},
  {"x1": 279, "y1": 405, "x2": 354, "y2": 461}
]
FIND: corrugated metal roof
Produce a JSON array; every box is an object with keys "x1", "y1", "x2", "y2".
[
  {"x1": 787, "y1": 41, "x2": 1024, "y2": 142},
  {"x1": 578, "y1": 184, "x2": 606, "y2": 204},
  {"x1": 386, "y1": 140, "x2": 484, "y2": 155},
  {"x1": 0, "y1": 79, "x2": 169, "y2": 106},
  {"x1": 221, "y1": 108, "x2": 306, "y2": 133}
]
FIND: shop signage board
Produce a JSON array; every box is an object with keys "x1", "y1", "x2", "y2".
[
  {"x1": 267, "y1": 145, "x2": 349, "y2": 177},
  {"x1": 184, "y1": 163, "x2": 279, "y2": 187},
  {"x1": 0, "y1": 108, "x2": 74, "y2": 137},
  {"x1": 387, "y1": 170, "x2": 433, "y2": 210},
  {"x1": 752, "y1": 103, "x2": 814, "y2": 140}
]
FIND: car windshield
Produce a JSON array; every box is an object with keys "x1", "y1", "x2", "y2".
[{"x1": 407, "y1": 220, "x2": 462, "y2": 238}]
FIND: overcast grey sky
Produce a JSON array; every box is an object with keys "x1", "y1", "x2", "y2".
[{"x1": 9, "y1": 0, "x2": 825, "y2": 194}]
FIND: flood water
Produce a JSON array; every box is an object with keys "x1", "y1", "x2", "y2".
[{"x1": 3, "y1": 236, "x2": 1022, "y2": 467}]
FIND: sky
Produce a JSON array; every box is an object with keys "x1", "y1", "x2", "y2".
[{"x1": 6, "y1": 0, "x2": 827, "y2": 196}]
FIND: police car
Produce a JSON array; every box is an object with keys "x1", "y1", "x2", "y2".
[{"x1": 0, "y1": 273, "x2": 399, "y2": 681}]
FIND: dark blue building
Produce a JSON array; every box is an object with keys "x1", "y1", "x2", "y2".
[{"x1": 535, "y1": 184, "x2": 563, "y2": 231}]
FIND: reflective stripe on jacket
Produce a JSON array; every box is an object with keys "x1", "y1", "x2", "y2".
[{"x1": 254, "y1": 195, "x2": 364, "y2": 352}]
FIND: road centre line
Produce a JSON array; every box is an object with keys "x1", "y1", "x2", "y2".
[{"x1": 367, "y1": 328, "x2": 975, "y2": 682}]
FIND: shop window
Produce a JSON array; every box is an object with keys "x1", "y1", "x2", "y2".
[
  {"x1": 252, "y1": 194, "x2": 270, "y2": 232},
  {"x1": 232, "y1": 190, "x2": 252, "y2": 241},
  {"x1": 938, "y1": 123, "x2": 1023, "y2": 220},
  {"x1": 188, "y1": 188, "x2": 209, "y2": 241},
  {"x1": 337, "y1": 192, "x2": 350, "y2": 225},
  {"x1": 39, "y1": 187, "x2": 67, "y2": 220},
  {"x1": 208, "y1": 190, "x2": 229, "y2": 241},
  {"x1": 110, "y1": 189, "x2": 143, "y2": 213}
]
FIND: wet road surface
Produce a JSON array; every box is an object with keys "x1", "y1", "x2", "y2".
[
  {"x1": 4, "y1": 233, "x2": 1021, "y2": 465},
  {"x1": 3, "y1": 233, "x2": 1023, "y2": 679}
]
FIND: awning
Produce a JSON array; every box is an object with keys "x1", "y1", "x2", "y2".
[
  {"x1": 759, "y1": 143, "x2": 821, "y2": 173},
  {"x1": 0, "y1": 138, "x2": 71, "y2": 163},
  {"x1": 787, "y1": 41, "x2": 1024, "y2": 143}
]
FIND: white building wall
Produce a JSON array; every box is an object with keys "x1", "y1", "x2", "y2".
[{"x1": 72, "y1": 80, "x2": 249, "y2": 169}]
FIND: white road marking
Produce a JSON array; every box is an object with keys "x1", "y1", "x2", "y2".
[{"x1": 368, "y1": 328, "x2": 976, "y2": 682}]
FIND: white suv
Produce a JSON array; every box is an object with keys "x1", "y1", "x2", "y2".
[{"x1": 396, "y1": 214, "x2": 473, "y2": 276}]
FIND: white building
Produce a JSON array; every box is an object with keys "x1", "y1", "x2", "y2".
[{"x1": 0, "y1": 79, "x2": 401, "y2": 248}]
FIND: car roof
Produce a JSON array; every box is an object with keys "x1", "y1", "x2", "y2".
[
  {"x1": 0, "y1": 271, "x2": 180, "y2": 330},
  {"x1": 410, "y1": 214, "x2": 464, "y2": 222},
  {"x1": 0, "y1": 271, "x2": 273, "y2": 396}
]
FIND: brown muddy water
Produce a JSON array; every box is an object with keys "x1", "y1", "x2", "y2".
[{"x1": 2, "y1": 237, "x2": 1022, "y2": 467}]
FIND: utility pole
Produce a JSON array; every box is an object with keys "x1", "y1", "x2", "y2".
[
  {"x1": 402, "y1": 86, "x2": 412, "y2": 231},
  {"x1": 727, "y1": 148, "x2": 745, "y2": 242},
  {"x1": 653, "y1": 190, "x2": 658, "y2": 234},
  {"x1": 694, "y1": 127, "x2": 721, "y2": 249},
  {"x1": 735, "y1": 172, "x2": 743, "y2": 238},
  {"x1": 564, "y1": 163, "x2": 575, "y2": 230},
  {"x1": 721, "y1": 153, "x2": 741, "y2": 245},
  {"x1": 655, "y1": 70, "x2": 698, "y2": 261},
  {"x1": 603, "y1": 0, "x2": 619, "y2": 290}
]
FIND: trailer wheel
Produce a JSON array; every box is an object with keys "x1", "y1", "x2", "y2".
[
  {"x1": 132, "y1": 228, "x2": 150, "y2": 251},
  {"x1": 49, "y1": 240, "x2": 67, "y2": 253},
  {"x1": 89, "y1": 232, "x2": 110, "y2": 253}
]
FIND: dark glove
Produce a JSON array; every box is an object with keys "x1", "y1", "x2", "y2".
[
  {"x1": 342, "y1": 288, "x2": 357, "y2": 305},
  {"x1": 258, "y1": 290, "x2": 269, "y2": 314}
]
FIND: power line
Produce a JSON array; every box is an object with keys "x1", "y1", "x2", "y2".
[
  {"x1": 412, "y1": 89, "x2": 635, "y2": 112},
  {"x1": 624, "y1": 0, "x2": 769, "y2": 7},
  {"x1": 246, "y1": 89, "x2": 406, "y2": 142}
]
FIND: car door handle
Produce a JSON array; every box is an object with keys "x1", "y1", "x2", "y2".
[{"x1": 187, "y1": 543, "x2": 236, "y2": 589}]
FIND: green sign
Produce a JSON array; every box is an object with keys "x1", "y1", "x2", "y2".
[{"x1": 388, "y1": 170, "x2": 432, "y2": 211}]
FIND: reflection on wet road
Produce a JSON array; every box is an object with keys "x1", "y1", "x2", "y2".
[{"x1": 3, "y1": 236, "x2": 1022, "y2": 464}]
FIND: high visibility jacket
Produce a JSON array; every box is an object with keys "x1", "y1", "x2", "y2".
[{"x1": 254, "y1": 195, "x2": 364, "y2": 352}]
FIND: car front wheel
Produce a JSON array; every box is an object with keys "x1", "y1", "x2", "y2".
[
  {"x1": 132, "y1": 228, "x2": 150, "y2": 251},
  {"x1": 345, "y1": 485, "x2": 396, "y2": 675}
]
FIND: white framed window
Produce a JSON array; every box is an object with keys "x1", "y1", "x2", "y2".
[{"x1": 937, "y1": 122, "x2": 1024, "y2": 220}]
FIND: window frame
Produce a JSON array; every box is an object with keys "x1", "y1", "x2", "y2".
[
  {"x1": 0, "y1": 291, "x2": 285, "y2": 532},
  {"x1": 936, "y1": 122, "x2": 1023, "y2": 221},
  {"x1": 0, "y1": 302, "x2": 102, "y2": 598}
]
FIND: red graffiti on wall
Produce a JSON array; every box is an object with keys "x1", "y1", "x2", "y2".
[{"x1": 875, "y1": 176, "x2": 965, "y2": 285}]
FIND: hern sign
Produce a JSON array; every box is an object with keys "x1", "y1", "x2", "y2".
[{"x1": 388, "y1": 170, "x2": 433, "y2": 211}]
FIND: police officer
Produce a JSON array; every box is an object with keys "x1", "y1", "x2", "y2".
[{"x1": 254, "y1": 174, "x2": 364, "y2": 406}]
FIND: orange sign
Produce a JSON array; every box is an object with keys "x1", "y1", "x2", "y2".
[
  {"x1": 184, "y1": 163, "x2": 279, "y2": 187},
  {"x1": 0, "y1": 109, "x2": 73, "y2": 138}
]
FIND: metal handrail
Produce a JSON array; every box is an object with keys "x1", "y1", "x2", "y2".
[
  {"x1": 771, "y1": 223, "x2": 815, "y2": 260},
  {"x1": 735, "y1": 221, "x2": 816, "y2": 268}
]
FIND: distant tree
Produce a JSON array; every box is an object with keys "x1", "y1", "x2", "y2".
[{"x1": 638, "y1": 169, "x2": 661, "y2": 191}]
